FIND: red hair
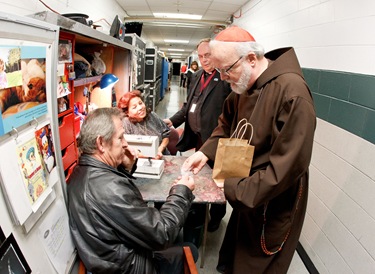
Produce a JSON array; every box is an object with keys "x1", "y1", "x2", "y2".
[
  {"x1": 117, "y1": 90, "x2": 150, "y2": 122},
  {"x1": 117, "y1": 90, "x2": 142, "y2": 113}
]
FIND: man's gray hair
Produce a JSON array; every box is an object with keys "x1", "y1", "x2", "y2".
[
  {"x1": 197, "y1": 38, "x2": 211, "y2": 48},
  {"x1": 210, "y1": 40, "x2": 265, "y2": 58},
  {"x1": 77, "y1": 107, "x2": 122, "y2": 154}
]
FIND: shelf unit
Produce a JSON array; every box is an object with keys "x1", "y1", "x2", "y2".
[{"x1": 30, "y1": 11, "x2": 133, "y2": 181}]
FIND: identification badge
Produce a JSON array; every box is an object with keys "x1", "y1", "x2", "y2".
[{"x1": 190, "y1": 103, "x2": 197, "y2": 113}]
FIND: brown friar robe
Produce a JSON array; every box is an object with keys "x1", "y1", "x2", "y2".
[{"x1": 200, "y1": 47, "x2": 316, "y2": 274}]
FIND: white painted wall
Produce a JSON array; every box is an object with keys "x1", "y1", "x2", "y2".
[
  {"x1": 0, "y1": 0, "x2": 144, "y2": 41},
  {"x1": 233, "y1": 0, "x2": 375, "y2": 273},
  {"x1": 234, "y1": 0, "x2": 375, "y2": 75}
]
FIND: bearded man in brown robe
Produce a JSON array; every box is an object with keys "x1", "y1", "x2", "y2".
[{"x1": 182, "y1": 26, "x2": 316, "y2": 274}]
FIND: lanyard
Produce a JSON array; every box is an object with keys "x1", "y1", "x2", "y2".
[{"x1": 200, "y1": 71, "x2": 216, "y2": 93}]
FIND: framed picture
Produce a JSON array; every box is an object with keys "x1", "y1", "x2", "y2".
[
  {"x1": 0, "y1": 226, "x2": 5, "y2": 245},
  {"x1": 0, "y1": 42, "x2": 49, "y2": 136},
  {"x1": 58, "y1": 40, "x2": 72, "y2": 63},
  {"x1": 0, "y1": 233, "x2": 31, "y2": 273}
]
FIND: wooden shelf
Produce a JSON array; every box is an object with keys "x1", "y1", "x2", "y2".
[
  {"x1": 58, "y1": 108, "x2": 73, "y2": 118},
  {"x1": 29, "y1": 11, "x2": 132, "y2": 181},
  {"x1": 73, "y1": 75, "x2": 101, "y2": 87}
]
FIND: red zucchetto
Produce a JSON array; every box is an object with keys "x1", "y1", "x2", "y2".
[{"x1": 215, "y1": 25, "x2": 256, "y2": 42}]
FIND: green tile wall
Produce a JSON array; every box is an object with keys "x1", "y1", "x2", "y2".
[{"x1": 302, "y1": 68, "x2": 375, "y2": 145}]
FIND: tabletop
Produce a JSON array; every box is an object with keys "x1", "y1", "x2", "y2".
[{"x1": 133, "y1": 156, "x2": 226, "y2": 204}]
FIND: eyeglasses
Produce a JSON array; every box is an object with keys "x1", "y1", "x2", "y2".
[
  {"x1": 216, "y1": 56, "x2": 243, "y2": 76},
  {"x1": 198, "y1": 53, "x2": 211, "y2": 60}
]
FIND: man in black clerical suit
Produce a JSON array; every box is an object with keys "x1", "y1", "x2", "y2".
[{"x1": 164, "y1": 38, "x2": 231, "y2": 241}]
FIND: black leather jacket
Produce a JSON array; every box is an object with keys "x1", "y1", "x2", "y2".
[{"x1": 67, "y1": 155, "x2": 194, "y2": 274}]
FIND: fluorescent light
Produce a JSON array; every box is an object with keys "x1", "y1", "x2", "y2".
[
  {"x1": 164, "y1": 39, "x2": 189, "y2": 44},
  {"x1": 167, "y1": 49, "x2": 185, "y2": 52},
  {"x1": 144, "y1": 22, "x2": 207, "y2": 28},
  {"x1": 153, "y1": 13, "x2": 202, "y2": 20},
  {"x1": 168, "y1": 53, "x2": 183, "y2": 55}
]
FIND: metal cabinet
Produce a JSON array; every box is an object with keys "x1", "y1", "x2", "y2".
[
  {"x1": 160, "y1": 58, "x2": 169, "y2": 100},
  {"x1": 124, "y1": 33, "x2": 146, "y2": 90},
  {"x1": 144, "y1": 47, "x2": 163, "y2": 110},
  {"x1": 145, "y1": 47, "x2": 162, "y2": 83}
]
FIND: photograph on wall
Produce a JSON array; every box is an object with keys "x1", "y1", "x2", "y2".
[
  {"x1": 0, "y1": 233, "x2": 31, "y2": 274},
  {"x1": 16, "y1": 134, "x2": 48, "y2": 205},
  {"x1": 35, "y1": 123, "x2": 56, "y2": 174},
  {"x1": 58, "y1": 40, "x2": 72, "y2": 63},
  {"x1": 0, "y1": 41, "x2": 48, "y2": 136},
  {"x1": 57, "y1": 75, "x2": 71, "y2": 100},
  {"x1": 0, "y1": 124, "x2": 58, "y2": 227},
  {"x1": 0, "y1": 46, "x2": 21, "y2": 89}
]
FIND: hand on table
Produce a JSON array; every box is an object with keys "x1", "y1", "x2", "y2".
[
  {"x1": 163, "y1": 118, "x2": 172, "y2": 127},
  {"x1": 154, "y1": 152, "x2": 163, "y2": 160},
  {"x1": 138, "y1": 152, "x2": 163, "y2": 160},
  {"x1": 175, "y1": 175, "x2": 195, "y2": 191},
  {"x1": 182, "y1": 151, "x2": 209, "y2": 175}
]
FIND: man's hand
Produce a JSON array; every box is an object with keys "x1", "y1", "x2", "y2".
[
  {"x1": 163, "y1": 118, "x2": 172, "y2": 127},
  {"x1": 154, "y1": 150, "x2": 163, "y2": 160},
  {"x1": 175, "y1": 175, "x2": 195, "y2": 191},
  {"x1": 182, "y1": 151, "x2": 209, "y2": 175},
  {"x1": 121, "y1": 147, "x2": 138, "y2": 171}
]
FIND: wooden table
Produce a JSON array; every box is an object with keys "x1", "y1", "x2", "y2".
[{"x1": 133, "y1": 156, "x2": 226, "y2": 268}]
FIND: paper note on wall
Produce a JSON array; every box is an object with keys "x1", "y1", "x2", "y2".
[{"x1": 38, "y1": 199, "x2": 75, "y2": 274}]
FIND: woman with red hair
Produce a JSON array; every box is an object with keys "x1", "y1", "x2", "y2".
[{"x1": 117, "y1": 90, "x2": 170, "y2": 159}]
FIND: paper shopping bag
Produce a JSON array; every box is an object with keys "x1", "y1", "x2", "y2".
[{"x1": 212, "y1": 119, "x2": 254, "y2": 187}]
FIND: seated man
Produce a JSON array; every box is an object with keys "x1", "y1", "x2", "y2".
[{"x1": 67, "y1": 107, "x2": 197, "y2": 274}]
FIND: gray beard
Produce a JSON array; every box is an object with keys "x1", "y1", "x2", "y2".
[{"x1": 229, "y1": 64, "x2": 251, "y2": 95}]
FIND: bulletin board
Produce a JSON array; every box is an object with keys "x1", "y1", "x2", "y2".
[{"x1": 0, "y1": 12, "x2": 76, "y2": 274}]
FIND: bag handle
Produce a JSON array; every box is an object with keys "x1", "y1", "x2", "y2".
[
  {"x1": 230, "y1": 118, "x2": 254, "y2": 144},
  {"x1": 230, "y1": 118, "x2": 247, "y2": 139}
]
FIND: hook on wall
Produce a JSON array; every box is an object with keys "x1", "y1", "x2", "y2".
[
  {"x1": 12, "y1": 127, "x2": 19, "y2": 140},
  {"x1": 30, "y1": 117, "x2": 39, "y2": 129}
]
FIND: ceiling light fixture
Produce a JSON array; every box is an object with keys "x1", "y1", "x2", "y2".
[
  {"x1": 167, "y1": 49, "x2": 185, "y2": 52},
  {"x1": 153, "y1": 13, "x2": 202, "y2": 20},
  {"x1": 164, "y1": 39, "x2": 189, "y2": 44},
  {"x1": 143, "y1": 22, "x2": 207, "y2": 28},
  {"x1": 124, "y1": 17, "x2": 228, "y2": 28}
]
